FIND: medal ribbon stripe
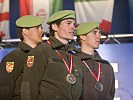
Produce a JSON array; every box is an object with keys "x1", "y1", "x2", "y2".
[
  {"x1": 46, "y1": 40, "x2": 76, "y2": 84},
  {"x1": 55, "y1": 50, "x2": 73, "y2": 74},
  {"x1": 82, "y1": 61, "x2": 101, "y2": 81},
  {"x1": 46, "y1": 40, "x2": 73, "y2": 74}
]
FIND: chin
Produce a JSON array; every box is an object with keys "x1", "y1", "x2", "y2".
[
  {"x1": 94, "y1": 46, "x2": 99, "y2": 49},
  {"x1": 37, "y1": 40, "x2": 42, "y2": 43},
  {"x1": 67, "y1": 37, "x2": 74, "y2": 40}
]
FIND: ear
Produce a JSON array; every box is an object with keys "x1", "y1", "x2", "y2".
[
  {"x1": 22, "y1": 28, "x2": 28, "y2": 36},
  {"x1": 80, "y1": 35, "x2": 86, "y2": 41},
  {"x1": 51, "y1": 23, "x2": 58, "y2": 31}
]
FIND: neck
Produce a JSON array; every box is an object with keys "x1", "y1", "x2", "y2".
[
  {"x1": 54, "y1": 34, "x2": 68, "y2": 44},
  {"x1": 81, "y1": 44, "x2": 94, "y2": 55},
  {"x1": 23, "y1": 40, "x2": 37, "y2": 48}
]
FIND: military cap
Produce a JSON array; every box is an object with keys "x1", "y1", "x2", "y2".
[
  {"x1": 75, "y1": 22, "x2": 99, "y2": 36},
  {"x1": 47, "y1": 10, "x2": 75, "y2": 24},
  {"x1": 16, "y1": 15, "x2": 44, "y2": 28}
]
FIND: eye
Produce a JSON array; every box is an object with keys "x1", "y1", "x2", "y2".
[
  {"x1": 91, "y1": 29, "x2": 102, "y2": 35},
  {"x1": 92, "y1": 31, "x2": 97, "y2": 35},
  {"x1": 40, "y1": 26, "x2": 43, "y2": 29},
  {"x1": 66, "y1": 22, "x2": 71, "y2": 25},
  {"x1": 99, "y1": 30, "x2": 102, "y2": 34},
  {"x1": 37, "y1": 25, "x2": 43, "y2": 29}
]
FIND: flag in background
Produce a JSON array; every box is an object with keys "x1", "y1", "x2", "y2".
[
  {"x1": 0, "y1": 0, "x2": 63, "y2": 39},
  {"x1": 19, "y1": 0, "x2": 63, "y2": 33},
  {"x1": 74, "y1": 0, "x2": 114, "y2": 33},
  {"x1": 49, "y1": 0, "x2": 63, "y2": 15},
  {"x1": 0, "y1": 0, "x2": 9, "y2": 39},
  {"x1": 128, "y1": 0, "x2": 133, "y2": 33},
  {"x1": 19, "y1": 0, "x2": 32, "y2": 16},
  {"x1": 19, "y1": 0, "x2": 50, "y2": 32}
]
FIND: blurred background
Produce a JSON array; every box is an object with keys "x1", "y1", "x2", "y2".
[{"x1": 0, "y1": 0, "x2": 133, "y2": 100}]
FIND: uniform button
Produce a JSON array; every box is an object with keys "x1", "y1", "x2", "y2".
[
  {"x1": 75, "y1": 69, "x2": 78, "y2": 71},
  {"x1": 74, "y1": 69, "x2": 80, "y2": 76}
]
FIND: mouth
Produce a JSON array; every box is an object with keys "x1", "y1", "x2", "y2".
[
  {"x1": 69, "y1": 32, "x2": 74, "y2": 35},
  {"x1": 96, "y1": 40, "x2": 100, "y2": 43},
  {"x1": 39, "y1": 36, "x2": 43, "y2": 38}
]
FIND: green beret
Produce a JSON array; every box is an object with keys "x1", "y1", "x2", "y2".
[
  {"x1": 16, "y1": 15, "x2": 44, "y2": 28},
  {"x1": 75, "y1": 22, "x2": 99, "y2": 36},
  {"x1": 47, "y1": 10, "x2": 75, "y2": 24}
]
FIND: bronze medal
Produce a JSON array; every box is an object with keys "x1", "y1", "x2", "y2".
[
  {"x1": 66, "y1": 73, "x2": 76, "y2": 84},
  {"x1": 95, "y1": 81, "x2": 103, "y2": 91}
]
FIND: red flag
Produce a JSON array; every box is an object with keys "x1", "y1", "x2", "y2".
[{"x1": 20, "y1": 0, "x2": 33, "y2": 16}]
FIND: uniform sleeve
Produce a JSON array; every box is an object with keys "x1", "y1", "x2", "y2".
[
  {"x1": 21, "y1": 49, "x2": 46, "y2": 100},
  {"x1": 0, "y1": 51, "x2": 22, "y2": 100},
  {"x1": 110, "y1": 64, "x2": 115, "y2": 99},
  {"x1": 0, "y1": 56, "x2": 10, "y2": 100}
]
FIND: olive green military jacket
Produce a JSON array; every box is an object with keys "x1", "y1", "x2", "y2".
[
  {"x1": 21, "y1": 36, "x2": 83, "y2": 100},
  {"x1": 0, "y1": 42, "x2": 32, "y2": 100},
  {"x1": 77, "y1": 50, "x2": 115, "y2": 100}
]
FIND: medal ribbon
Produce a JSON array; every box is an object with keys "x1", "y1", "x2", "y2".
[
  {"x1": 46, "y1": 40, "x2": 73, "y2": 74},
  {"x1": 82, "y1": 61, "x2": 101, "y2": 81}
]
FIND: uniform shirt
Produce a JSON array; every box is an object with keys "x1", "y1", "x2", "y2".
[
  {"x1": 21, "y1": 36, "x2": 83, "y2": 100},
  {"x1": 0, "y1": 42, "x2": 32, "y2": 100},
  {"x1": 77, "y1": 50, "x2": 115, "y2": 100}
]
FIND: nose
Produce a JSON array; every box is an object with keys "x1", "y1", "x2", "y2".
[
  {"x1": 97, "y1": 33, "x2": 101, "y2": 39},
  {"x1": 71, "y1": 24, "x2": 76, "y2": 30},
  {"x1": 41, "y1": 31, "x2": 45, "y2": 37},
  {"x1": 95, "y1": 31, "x2": 101, "y2": 38}
]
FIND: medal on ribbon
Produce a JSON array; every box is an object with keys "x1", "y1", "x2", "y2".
[
  {"x1": 46, "y1": 40, "x2": 76, "y2": 84},
  {"x1": 82, "y1": 61, "x2": 103, "y2": 91},
  {"x1": 95, "y1": 81, "x2": 103, "y2": 91},
  {"x1": 56, "y1": 50, "x2": 76, "y2": 84},
  {"x1": 66, "y1": 73, "x2": 76, "y2": 84}
]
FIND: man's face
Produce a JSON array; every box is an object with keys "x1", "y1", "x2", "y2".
[
  {"x1": 54, "y1": 19, "x2": 76, "y2": 42},
  {"x1": 84, "y1": 29, "x2": 101, "y2": 49},
  {"x1": 26, "y1": 25, "x2": 44, "y2": 44}
]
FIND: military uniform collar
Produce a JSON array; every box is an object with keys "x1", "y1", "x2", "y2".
[
  {"x1": 18, "y1": 41, "x2": 33, "y2": 52},
  {"x1": 48, "y1": 36, "x2": 79, "y2": 53},
  {"x1": 48, "y1": 36, "x2": 65, "y2": 49},
  {"x1": 79, "y1": 49, "x2": 105, "y2": 62}
]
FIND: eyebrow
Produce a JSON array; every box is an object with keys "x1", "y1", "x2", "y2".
[
  {"x1": 64, "y1": 20, "x2": 73, "y2": 22},
  {"x1": 93, "y1": 29, "x2": 101, "y2": 32},
  {"x1": 91, "y1": 30, "x2": 102, "y2": 34},
  {"x1": 64, "y1": 18, "x2": 75, "y2": 22},
  {"x1": 64, "y1": 20, "x2": 76, "y2": 25}
]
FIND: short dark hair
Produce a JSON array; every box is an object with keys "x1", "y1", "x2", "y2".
[
  {"x1": 76, "y1": 36, "x2": 81, "y2": 46},
  {"x1": 16, "y1": 27, "x2": 23, "y2": 41},
  {"x1": 49, "y1": 19, "x2": 64, "y2": 36}
]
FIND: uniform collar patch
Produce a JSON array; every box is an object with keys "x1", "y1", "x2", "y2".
[
  {"x1": 6, "y1": 62, "x2": 14, "y2": 73},
  {"x1": 27, "y1": 56, "x2": 34, "y2": 68}
]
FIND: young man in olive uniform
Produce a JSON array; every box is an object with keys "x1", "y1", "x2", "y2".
[
  {"x1": 0, "y1": 15, "x2": 44, "y2": 100},
  {"x1": 21, "y1": 10, "x2": 83, "y2": 100},
  {"x1": 75, "y1": 22, "x2": 115, "y2": 100}
]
